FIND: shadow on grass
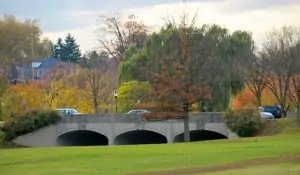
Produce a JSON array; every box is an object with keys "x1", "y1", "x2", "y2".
[
  {"x1": 130, "y1": 154, "x2": 300, "y2": 175},
  {"x1": 0, "y1": 141, "x2": 27, "y2": 149}
]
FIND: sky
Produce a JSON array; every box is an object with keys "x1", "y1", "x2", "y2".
[{"x1": 1, "y1": 0, "x2": 300, "y2": 53}]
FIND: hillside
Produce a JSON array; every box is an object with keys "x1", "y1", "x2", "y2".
[
  {"x1": 257, "y1": 118, "x2": 299, "y2": 136},
  {"x1": 1, "y1": 128, "x2": 300, "y2": 175}
]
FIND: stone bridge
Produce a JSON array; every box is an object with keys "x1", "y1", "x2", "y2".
[{"x1": 13, "y1": 113, "x2": 238, "y2": 147}]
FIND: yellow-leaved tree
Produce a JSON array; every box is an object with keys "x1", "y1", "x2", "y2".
[
  {"x1": 45, "y1": 72, "x2": 94, "y2": 114},
  {"x1": 117, "y1": 81, "x2": 152, "y2": 113},
  {"x1": 1, "y1": 81, "x2": 44, "y2": 119}
]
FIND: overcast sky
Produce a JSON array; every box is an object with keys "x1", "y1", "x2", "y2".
[{"x1": 1, "y1": 0, "x2": 300, "y2": 52}]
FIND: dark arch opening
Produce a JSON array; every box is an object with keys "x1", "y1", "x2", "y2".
[
  {"x1": 57, "y1": 130, "x2": 108, "y2": 146},
  {"x1": 114, "y1": 130, "x2": 167, "y2": 145},
  {"x1": 173, "y1": 130, "x2": 228, "y2": 143}
]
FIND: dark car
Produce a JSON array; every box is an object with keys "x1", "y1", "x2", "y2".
[{"x1": 261, "y1": 105, "x2": 283, "y2": 118}]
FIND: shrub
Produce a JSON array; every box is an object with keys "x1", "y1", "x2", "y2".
[
  {"x1": 224, "y1": 109, "x2": 262, "y2": 137},
  {"x1": 0, "y1": 130, "x2": 5, "y2": 142},
  {"x1": 0, "y1": 109, "x2": 62, "y2": 141}
]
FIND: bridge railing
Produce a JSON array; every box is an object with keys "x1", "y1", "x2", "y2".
[{"x1": 60, "y1": 112, "x2": 224, "y2": 124}]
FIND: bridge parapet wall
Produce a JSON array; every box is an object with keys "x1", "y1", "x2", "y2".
[{"x1": 60, "y1": 112, "x2": 224, "y2": 124}]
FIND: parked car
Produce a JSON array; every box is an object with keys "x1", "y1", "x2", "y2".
[
  {"x1": 258, "y1": 107, "x2": 274, "y2": 119},
  {"x1": 126, "y1": 109, "x2": 150, "y2": 115},
  {"x1": 259, "y1": 105, "x2": 283, "y2": 118},
  {"x1": 54, "y1": 108, "x2": 82, "y2": 115}
]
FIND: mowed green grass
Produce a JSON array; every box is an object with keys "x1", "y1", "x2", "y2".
[
  {"x1": 1, "y1": 129, "x2": 300, "y2": 175},
  {"x1": 197, "y1": 162, "x2": 300, "y2": 175}
]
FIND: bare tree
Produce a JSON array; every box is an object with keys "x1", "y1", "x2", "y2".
[
  {"x1": 81, "y1": 51, "x2": 112, "y2": 114},
  {"x1": 85, "y1": 69, "x2": 111, "y2": 114},
  {"x1": 240, "y1": 50, "x2": 268, "y2": 107},
  {"x1": 287, "y1": 42, "x2": 300, "y2": 124},
  {"x1": 98, "y1": 13, "x2": 148, "y2": 62},
  {"x1": 261, "y1": 26, "x2": 300, "y2": 115},
  {"x1": 97, "y1": 13, "x2": 148, "y2": 88}
]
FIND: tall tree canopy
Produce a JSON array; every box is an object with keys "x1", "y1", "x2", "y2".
[
  {"x1": 118, "y1": 23, "x2": 254, "y2": 111},
  {"x1": 52, "y1": 33, "x2": 82, "y2": 63},
  {"x1": 98, "y1": 13, "x2": 148, "y2": 62},
  {"x1": 0, "y1": 15, "x2": 53, "y2": 70},
  {"x1": 261, "y1": 26, "x2": 300, "y2": 115}
]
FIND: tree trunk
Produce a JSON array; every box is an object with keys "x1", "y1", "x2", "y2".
[
  {"x1": 279, "y1": 102, "x2": 287, "y2": 117},
  {"x1": 93, "y1": 97, "x2": 99, "y2": 115},
  {"x1": 256, "y1": 92, "x2": 262, "y2": 107},
  {"x1": 297, "y1": 101, "x2": 300, "y2": 127},
  {"x1": 183, "y1": 111, "x2": 190, "y2": 142},
  {"x1": 0, "y1": 99, "x2": 2, "y2": 120}
]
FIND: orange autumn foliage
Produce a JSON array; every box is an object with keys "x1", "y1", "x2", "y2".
[
  {"x1": 232, "y1": 87, "x2": 256, "y2": 110},
  {"x1": 232, "y1": 87, "x2": 276, "y2": 110},
  {"x1": 8, "y1": 81, "x2": 45, "y2": 111}
]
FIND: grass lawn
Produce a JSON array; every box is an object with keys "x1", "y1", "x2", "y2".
[
  {"x1": 257, "y1": 118, "x2": 300, "y2": 136},
  {"x1": 1, "y1": 128, "x2": 300, "y2": 175},
  {"x1": 197, "y1": 162, "x2": 300, "y2": 175}
]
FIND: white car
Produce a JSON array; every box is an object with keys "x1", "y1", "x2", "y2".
[
  {"x1": 258, "y1": 107, "x2": 274, "y2": 119},
  {"x1": 54, "y1": 108, "x2": 82, "y2": 115},
  {"x1": 260, "y1": 111, "x2": 274, "y2": 119},
  {"x1": 126, "y1": 110, "x2": 150, "y2": 115}
]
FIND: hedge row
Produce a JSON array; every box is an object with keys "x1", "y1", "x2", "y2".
[
  {"x1": 225, "y1": 109, "x2": 262, "y2": 137},
  {"x1": 0, "y1": 109, "x2": 62, "y2": 141}
]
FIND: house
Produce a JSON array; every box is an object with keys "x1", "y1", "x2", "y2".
[
  {"x1": 19, "y1": 57, "x2": 76, "y2": 82},
  {"x1": 19, "y1": 57, "x2": 57, "y2": 81}
]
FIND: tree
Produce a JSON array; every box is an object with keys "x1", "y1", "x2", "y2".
[
  {"x1": 38, "y1": 38, "x2": 53, "y2": 57},
  {"x1": 79, "y1": 51, "x2": 113, "y2": 114},
  {"x1": 46, "y1": 77, "x2": 94, "y2": 114},
  {"x1": 52, "y1": 38, "x2": 64, "y2": 60},
  {"x1": 232, "y1": 87, "x2": 257, "y2": 110},
  {"x1": 83, "y1": 68, "x2": 111, "y2": 114},
  {"x1": 232, "y1": 87, "x2": 276, "y2": 110},
  {"x1": 146, "y1": 14, "x2": 223, "y2": 142},
  {"x1": 0, "y1": 15, "x2": 48, "y2": 71},
  {"x1": 117, "y1": 81, "x2": 152, "y2": 113},
  {"x1": 200, "y1": 29, "x2": 253, "y2": 111},
  {"x1": 0, "y1": 75, "x2": 9, "y2": 120},
  {"x1": 289, "y1": 75, "x2": 300, "y2": 112},
  {"x1": 118, "y1": 45, "x2": 148, "y2": 83},
  {"x1": 80, "y1": 50, "x2": 108, "y2": 71},
  {"x1": 63, "y1": 33, "x2": 81, "y2": 63},
  {"x1": 52, "y1": 34, "x2": 81, "y2": 63},
  {"x1": 1, "y1": 81, "x2": 45, "y2": 119},
  {"x1": 98, "y1": 13, "x2": 148, "y2": 88},
  {"x1": 98, "y1": 13, "x2": 148, "y2": 62},
  {"x1": 287, "y1": 42, "x2": 300, "y2": 125},
  {"x1": 240, "y1": 51, "x2": 267, "y2": 107},
  {"x1": 261, "y1": 26, "x2": 300, "y2": 115},
  {"x1": 119, "y1": 23, "x2": 253, "y2": 111}
]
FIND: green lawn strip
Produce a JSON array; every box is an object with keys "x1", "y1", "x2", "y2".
[
  {"x1": 0, "y1": 133, "x2": 300, "y2": 175},
  {"x1": 195, "y1": 162, "x2": 300, "y2": 175}
]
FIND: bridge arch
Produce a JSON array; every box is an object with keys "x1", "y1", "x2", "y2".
[
  {"x1": 113, "y1": 129, "x2": 167, "y2": 145},
  {"x1": 56, "y1": 129, "x2": 108, "y2": 146},
  {"x1": 173, "y1": 130, "x2": 228, "y2": 143}
]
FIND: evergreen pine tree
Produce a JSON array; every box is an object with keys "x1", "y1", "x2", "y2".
[
  {"x1": 52, "y1": 38, "x2": 65, "y2": 61},
  {"x1": 64, "y1": 33, "x2": 82, "y2": 63}
]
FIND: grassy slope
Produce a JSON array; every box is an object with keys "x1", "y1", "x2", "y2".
[
  {"x1": 1, "y1": 130, "x2": 300, "y2": 175},
  {"x1": 193, "y1": 118, "x2": 300, "y2": 175},
  {"x1": 257, "y1": 118, "x2": 299, "y2": 136},
  {"x1": 196, "y1": 162, "x2": 300, "y2": 175}
]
